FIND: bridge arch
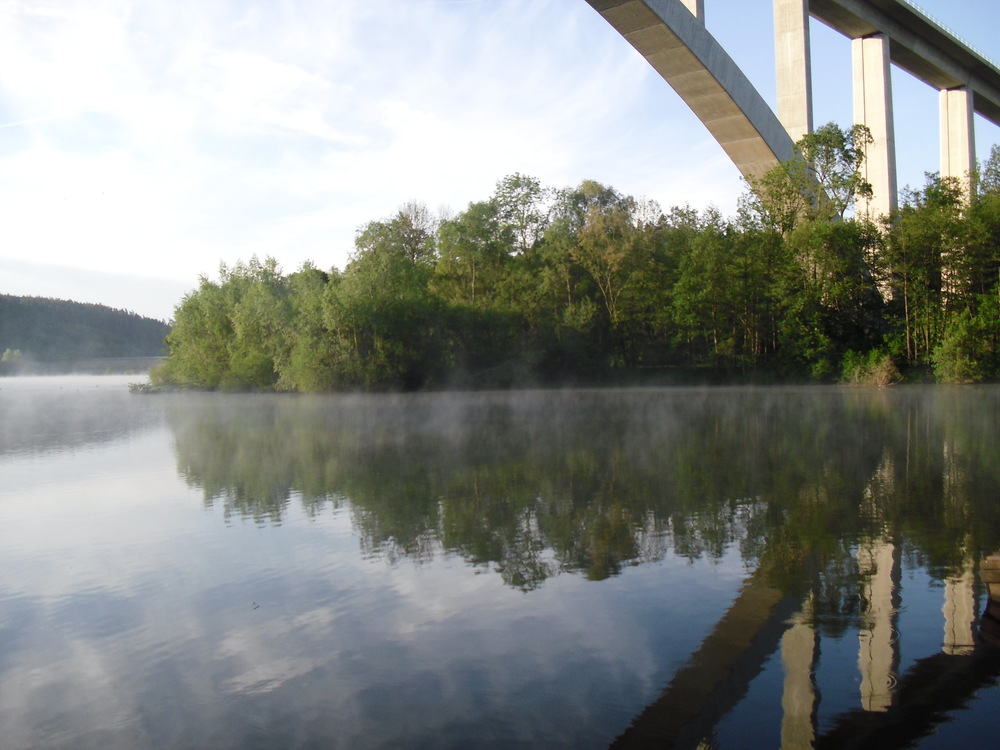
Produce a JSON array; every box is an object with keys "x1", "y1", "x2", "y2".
[
  {"x1": 587, "y1": 0, "x2": 1000, "y2": 215},
  {"x1": 586, "y1": 0, "x2": 795, "y2": 182}
]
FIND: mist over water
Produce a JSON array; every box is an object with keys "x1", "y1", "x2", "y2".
[{"x1": 1, "y1": 377, "x2": 999, "y2": 749}]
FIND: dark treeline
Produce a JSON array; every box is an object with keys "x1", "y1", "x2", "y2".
[
  {"x1": 0, "y1": 295, "x2": 170, "y2": 370},
  {"x1": 156, "y1": 125, "x2": 1000, "y2": 391}
]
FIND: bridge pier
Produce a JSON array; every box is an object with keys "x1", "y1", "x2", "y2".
[
  {"x1": 769, "y1": 1, "x2": 991, "y2": 215},
  {"x1": 589, "y1": 0, "x2": 1000, "y2": 217},
  {"x1": 941, "y1": 86, "x2": 976, "y2": 195},
  {"x1": 853, "y1": 33, "x2": 898, "y2": 218},
  {"x1": 772, "y1": 3, "x2": 901, "y2": 217},
  {"x1": 774, "y1": 0, "x2": 813, "y2": 144}
]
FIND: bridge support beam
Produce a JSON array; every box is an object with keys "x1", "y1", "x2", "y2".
[
  {"x1": 774, "y1": 0, "x2": 813, "y2": 144},
  {"x1": 853, "y1": 33, "x2": 898, "y2": 218},
  {"x1": 940, "y1": 86, "x2": 975, "y2": 197}
]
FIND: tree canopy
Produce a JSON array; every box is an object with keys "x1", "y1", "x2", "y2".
[{"x1": 155, "y1": 125, "x2": 1000, "y2": 390}]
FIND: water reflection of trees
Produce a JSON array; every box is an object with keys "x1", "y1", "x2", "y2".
[{"x1": 166, "y1": 387, "x2": 1000, "y2": 592}]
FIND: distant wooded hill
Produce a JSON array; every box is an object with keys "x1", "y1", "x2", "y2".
[{"x1": 0, "y1": 295, "x2": 170, "y2": 362}]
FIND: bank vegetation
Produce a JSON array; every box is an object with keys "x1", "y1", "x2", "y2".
[{"x1": 154, "y1": 125, "x2": 1000, "y2": 391}]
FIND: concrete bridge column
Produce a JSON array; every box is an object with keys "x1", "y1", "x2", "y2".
[
  {"x1": 941, "y1": 86, "x2": 976, "y2": 196},
  {"x1": 679, "y1": 0, "x2": 704, "y2": 21},
  {"x1": 853, "y1": 33, "x2": 898, "y2": 218},
  {"x1": 774, "y1": 0, "x2": 813, "y2": 144}
]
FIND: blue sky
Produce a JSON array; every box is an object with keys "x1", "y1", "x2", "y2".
[{"x1": 1, "y1": 0, "x2": 998, "y2": 322}]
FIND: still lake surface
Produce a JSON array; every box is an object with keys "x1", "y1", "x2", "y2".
[{"x1": 1, "y1": 376, "x2": 999, "y2": 749}]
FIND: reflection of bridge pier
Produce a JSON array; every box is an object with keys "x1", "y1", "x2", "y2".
[
  {"x1": 781, "y1": 594, "x2": 818, "y2": 750},
  {"x1": 856, "y1": 538, "x2": 898, "y2": 713},
  {"x1": 815, "y1": 555, "x2": 1000, "y2": 748},
  {"x1": 943, "y1": 555, "x2": 976, "y2": 656}
]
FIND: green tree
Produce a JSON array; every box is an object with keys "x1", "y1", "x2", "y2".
[
  {"x1": 492, "y1": 173, "x2": 550, "y2": 255},
  {"x1": 330, "y1": 217, "x2": 446, "y2": 389},
  {"x1": 276, "y1": 263, "x2": 340, "y2": 392},
  {"x1": 672, "y1": 215, "x2": 740, "y2": 367},
  {"x1": 796, "y1": 122, "x2": 873, "y2": 220},
  {"x1": 227, "y1": 257, "x2": 292, "y2": 389},
  {"x1": 929, "y1": 153, "x2": 1000, "y2": 382},
  {"x1": 158, "y1": 256, "x2": 291, "y2": 390},
  {"x1": 573, "y1": 203, "x2": 640, "y2": 329},
  {"x1": 432, "y1": 200, "x2": 511, "y2": 307},
  {"x1": 882, "y1": 175, "x2": 965, "y2": 367},
  {"x1": 784, "y1": 219, "x2": 885, "y2": 365},
  {"x1": 743, "y1": 122, "x2": 874, "y2": 232},
  {"x1": 160, "y1": 273, "x2": 235, "y2": 388},
  {"x1": 355, "y1": 201, "x2": 437, "y2": 266}
]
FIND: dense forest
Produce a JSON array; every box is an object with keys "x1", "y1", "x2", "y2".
[
  {"x1": 0, "y1": 295, "x2": 170, "y2": 371},
  {"x1": 155, "y1": 124, "x2": 1000, "y2": 391}
]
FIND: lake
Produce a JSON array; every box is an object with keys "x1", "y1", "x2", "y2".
[{"x1": 1, "y1": 376, "x2": 999, "y2": 749}]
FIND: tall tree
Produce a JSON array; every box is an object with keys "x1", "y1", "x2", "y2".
[
  {"x1": 355, "y1": 201, "x2": 437, "y2": 266},
  {"x1": 882, "y1": 175, "x2": 964, "y2": 365},
  {"x1": 432, "y1": 200, "x2": 511, "y2": 307},
  {"x1": 492, "y1": 173, "x2": 549, "y2": 255},
  {"x1": 744, "y1": 122, "x2": 874, "y2": 232}
]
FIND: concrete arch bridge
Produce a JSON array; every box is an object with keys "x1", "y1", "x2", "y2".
[{"x1": 585, "y1": 0, "x2": 1000, "y2": 216}]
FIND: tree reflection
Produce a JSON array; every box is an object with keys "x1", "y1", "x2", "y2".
[{"x1": 166, "y1": 387, "x2": 1000, "y2": 595}]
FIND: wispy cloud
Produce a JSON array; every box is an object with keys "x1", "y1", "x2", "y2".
[{"x1": 2, "y1": 0, "x2": 995, "y2": 319}]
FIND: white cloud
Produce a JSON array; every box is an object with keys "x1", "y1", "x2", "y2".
[{"x1": 1, "y1": 0, "x2": 997, "y2": 319}]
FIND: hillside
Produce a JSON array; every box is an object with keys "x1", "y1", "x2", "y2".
[{"x1": 0, "y1": 295, "x2": 170, "y2": 364}]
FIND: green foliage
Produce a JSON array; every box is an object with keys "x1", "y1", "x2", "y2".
[
  {"x1": 795, "y1": 122, "x2": 873, "y2": 219},
  {"x1": 881, "y1": 175, "x2": 965, "y2": 366},
  {"x1": 160, "y1": 257, "x2": 289, "y2": 390},
  {"x1": 933, "y1": 301, "x2": 998, "y2": 383},
  {"x1": 159, "y1": 153, "x2": 1000, "y2": 391},
  {"x1": 0, "y1": 295, "x2": 169, "y2": 363},
  {"x1": 491, "y1": 172, "x2": 549, "y2": 255},
  {"x1": 355, "y1": 201, "x2": 437, "y2": 266},
  {"x1": 432, "y1": 200, "x2": 511, "y2": 307},
  {"x1": 978, "y1": 143, "x2": 1000, "y2": 196},
  {"x1": 331, "y1": 234, "x2": 447, "y2": 390},
  {"x1": 841, "y1": 349, "x2": 901, "y2": 386},
  {"x1": 744, "y1": 122, "x2": 874, "y2": 232}
]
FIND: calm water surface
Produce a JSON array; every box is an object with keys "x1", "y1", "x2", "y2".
[{"x1": 1, "y1": 376, "x2": 999, "y2": 749}]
